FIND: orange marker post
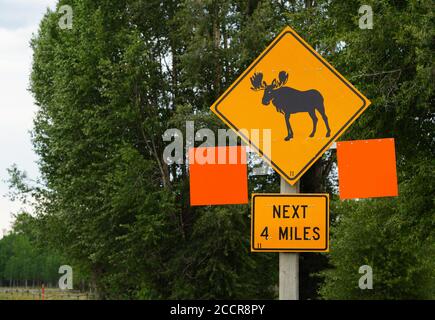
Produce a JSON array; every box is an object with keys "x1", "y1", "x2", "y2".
[
  {"x1": 337, "y1": 138, "x2": 398, "y2": 199},
  {"x1": 189, "y1": 146, "x2": 248, "y2": 206}
]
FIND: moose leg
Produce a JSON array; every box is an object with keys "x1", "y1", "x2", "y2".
[
  {"x1": 308, "y1": 110, "x2": 318, "y2": 137},
  {"x1": 284, "y1": 113, "x2": 293, "y2": 141},
  {"x1": 317, "y1": 104, "x2": 331, "y2": 137}
]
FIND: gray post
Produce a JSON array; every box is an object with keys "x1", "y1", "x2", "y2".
[{"x1": 279, "y1": 177, "x2": 300, "y2": 300}]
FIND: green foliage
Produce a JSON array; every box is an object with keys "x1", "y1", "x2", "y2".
[
  {"x1": 317, "y1": 0, "x2": 434, "y2": 300},
  {"x1": 320, "y1": 161, "x2": 434, "y2": 299},
  {"x1": 26, "y1": 0, "x2": 288, "y2": 299},
  {"x1": 4, "y1": 0, "x2": 430, "y2": 300},
  {"x1": 0, "y1": 213, "x2": 63, "y2": 287}
]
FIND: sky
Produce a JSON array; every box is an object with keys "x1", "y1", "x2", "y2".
[{"x1": 0, "y1": 0, "x2": 57, "y2": 236}]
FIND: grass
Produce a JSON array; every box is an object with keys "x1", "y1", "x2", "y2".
[{"x1": 0, "y1": 287, "x2": 91, "y2": 300}]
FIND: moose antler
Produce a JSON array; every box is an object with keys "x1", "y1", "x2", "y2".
[
  {"x1": 250, "y1": 72, "x2": 266, "y2": 91},
  {"x1": 273, "y1": 71, "x2": 288, "y2": 88}
]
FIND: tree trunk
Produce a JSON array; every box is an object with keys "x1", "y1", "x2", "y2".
[
  {"x1": 212, "y1": 4, "x2": 221, "y2": 97},
  {"x1": 246, "y1": 0, "x2": 260, "y2": 16}
]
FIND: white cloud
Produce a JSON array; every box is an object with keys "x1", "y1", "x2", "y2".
[
  {"x1": 0, "y1": 0, "x2": 56, "y2": 29},
  {"x1": 0, "y1": 0, "x2": 57, "y2": 234}
]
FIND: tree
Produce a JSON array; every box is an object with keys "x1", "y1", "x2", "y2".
[
  {"x1": 23, "y1": 0, "x2": 433, "y2": 300},
  {"x1": 317, "y1": 0, "x2": 434, "y2": 299},
  {"x1": 0, "y1": 213, "x2": 64, "y2": 288},
  {"x1": 29, "y1": 0, "x2": 286, "y2": 299},
  {"x1": 320, "y1": 162, "x2": 434, "y2": 299}
]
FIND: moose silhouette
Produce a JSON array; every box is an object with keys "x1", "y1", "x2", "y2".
[{"x1": 250, "y1": 71, "x2": 331, "y2": 141}]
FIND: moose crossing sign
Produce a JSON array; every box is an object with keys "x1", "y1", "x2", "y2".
[
  {"x1": 210, "y1": 26, "x2": 371, "y2": 184},
  {"x1": 251, "y1": 194, "x2": 329, "y2": 252}
]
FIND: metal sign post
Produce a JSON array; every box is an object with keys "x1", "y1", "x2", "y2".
[{"x1": 279, "y1": 177, "x2": 299, "y2": 300}]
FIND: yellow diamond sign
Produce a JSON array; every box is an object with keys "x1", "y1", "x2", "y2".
[{"x1": 210, "y1": 26, "x2": 371, "y2": 184}]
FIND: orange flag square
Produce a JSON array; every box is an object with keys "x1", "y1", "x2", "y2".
[
  {"x1": 189, "y1": 146, "x2": 248, "y2": 206},
  {"x1": 337, "y1": 138, "x2": 398, "y2": 199}
]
